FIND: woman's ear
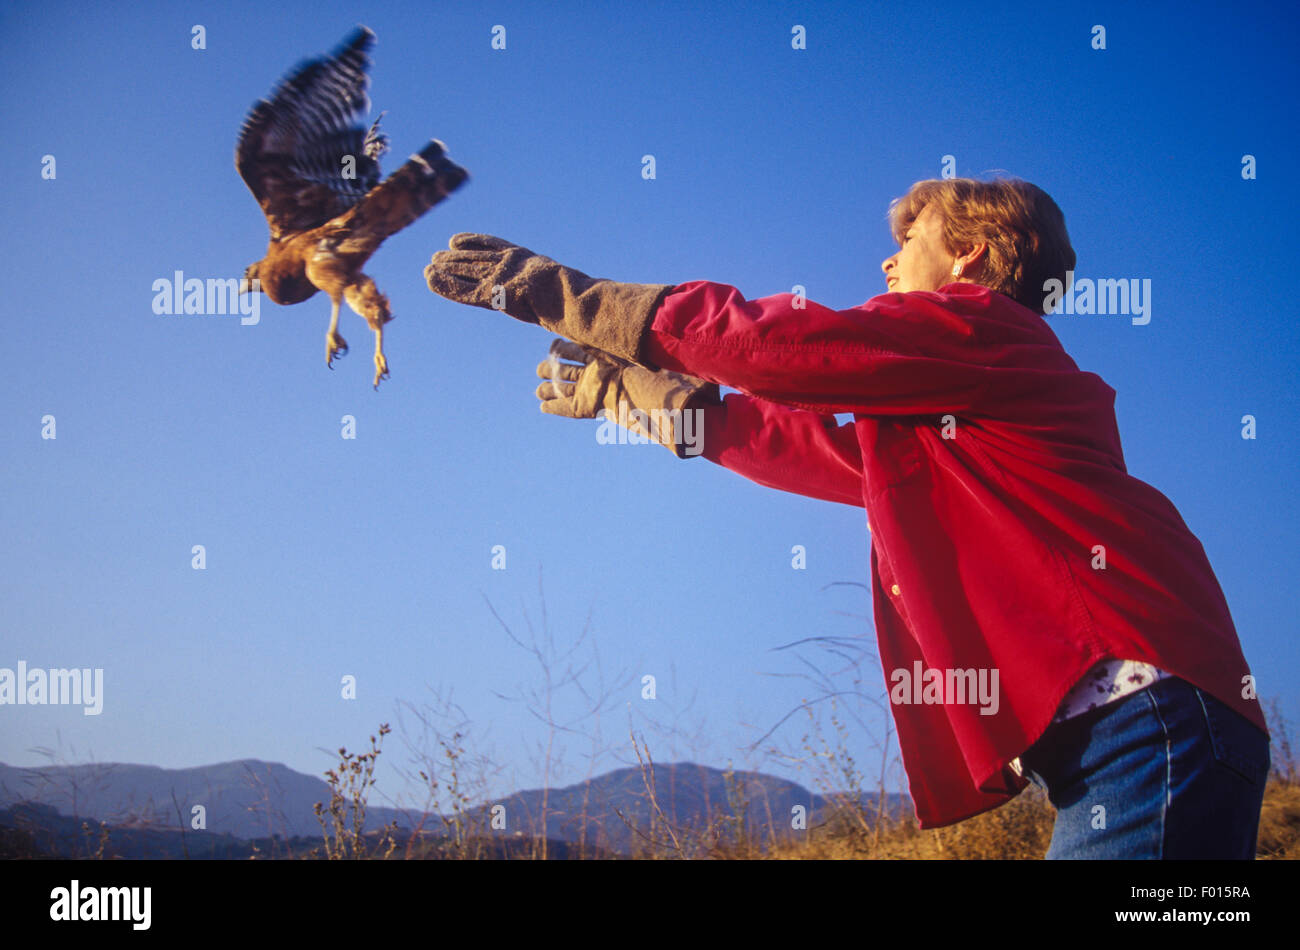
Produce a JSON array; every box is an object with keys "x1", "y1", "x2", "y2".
[{"x1": 954, "y1": 242, "x2": 990, "y2": 279}]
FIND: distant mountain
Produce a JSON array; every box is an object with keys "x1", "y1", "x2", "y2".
[
  {"x1": 0, "y1": 801, "x2": 621, "y2": 860},
  {"x1": 0, "y1": 801, "x2": 260, "y2": 859},
  {"x1": 0, "y1": 802, "x2": 611, "y2": 860},
  {"x1": 0, "y1": 759, "x2": 368, "y2": 839},
  {"x1": 478, "y1": 762, "x2": 906, "y2": 856},
  {"x1": 0, "y1": 759, "x2": 910, "y2": 857}
]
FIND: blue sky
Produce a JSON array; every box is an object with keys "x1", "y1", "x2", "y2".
[{"x1": 2, "y1": 0, "x2": 1297, "y2": 816}]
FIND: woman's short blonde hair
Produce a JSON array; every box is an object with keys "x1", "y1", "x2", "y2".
[{"x1": 887, "y1": 176, "x2": 1075, "y2": 314}]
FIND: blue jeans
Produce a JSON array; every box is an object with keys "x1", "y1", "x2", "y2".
[{"x1": 1017, "y1": 675, "x2": 1270, "y2": 859}]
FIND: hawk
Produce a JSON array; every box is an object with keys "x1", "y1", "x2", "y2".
[{"x1": 236, "y1": 26, "x2": 468, "y2": 387}]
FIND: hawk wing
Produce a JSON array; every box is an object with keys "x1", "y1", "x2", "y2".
[{"x1": 236, "y1": 26, "x2": 389, "y2": 241}]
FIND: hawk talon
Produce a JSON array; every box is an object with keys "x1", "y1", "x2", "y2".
[{"x1": 326, "y1": 333, "x2": 349, "y2": 369}]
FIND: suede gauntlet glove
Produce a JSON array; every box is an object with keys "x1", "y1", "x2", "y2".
[
  {"x1": 426, "y1": 234, "x2": 674, "y2": 366},
  {"x1": 536, "y1": 339, "x2": 719, "y2": 458}
]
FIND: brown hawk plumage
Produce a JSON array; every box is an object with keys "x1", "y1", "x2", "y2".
[{"x1": 236, "y1": 26, "x2": 468, "y2": 387}]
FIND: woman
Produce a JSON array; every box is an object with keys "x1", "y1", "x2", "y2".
[{"x1": 425, "y1": 176, "x2": 1272, "y2": 858}]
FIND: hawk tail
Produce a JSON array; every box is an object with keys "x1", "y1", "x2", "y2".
[
  {"x1": 328, "y1": 140, "x2": 467, "y2": 257},
  {"x1": 399, "y1": 139, "x2": 469, "y2": 215}
]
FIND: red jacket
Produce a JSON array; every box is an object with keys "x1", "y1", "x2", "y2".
[{"x1": 641, "y1": 279, "x2": 1269, "y2": 829}]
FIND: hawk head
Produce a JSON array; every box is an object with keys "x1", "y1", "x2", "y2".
[
  {"x1": 240, "y1": 263, "x2": 262, "y2": 295},
  {"x1": 241, "y1": 259, "x2": 317, "y2": 305}
]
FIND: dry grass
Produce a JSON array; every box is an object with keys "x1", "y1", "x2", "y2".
[
  {"x1": 1255, "y1": 781, "x2": 1300, "y2": 859},
  {"x1": 769, "y1": 783, "x2": 1056, "y2": 860}
]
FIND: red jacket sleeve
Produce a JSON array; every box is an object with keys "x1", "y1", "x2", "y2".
[
  {"x1": 642, "y1": 280, "x2": 1075, "y2": 419},
  {"x1": 701, "y1": 393, "x2": 865, "y2": 508}
]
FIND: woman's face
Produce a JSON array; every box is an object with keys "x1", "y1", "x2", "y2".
[{"x1": 881, "y1": 203, "x2": 958, "y2": 294}]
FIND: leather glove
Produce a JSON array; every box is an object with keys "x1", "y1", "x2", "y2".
[
  {"x1": 426, "y1": 233, "x2": 673, "y2": 366},
  {"x1": 536, "y1": 339, "x2": 719, "y2": 458}
]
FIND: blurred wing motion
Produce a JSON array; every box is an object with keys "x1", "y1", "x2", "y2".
[{"x1": 236, "y1": 26, "x2": 468, "y2": 388}]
